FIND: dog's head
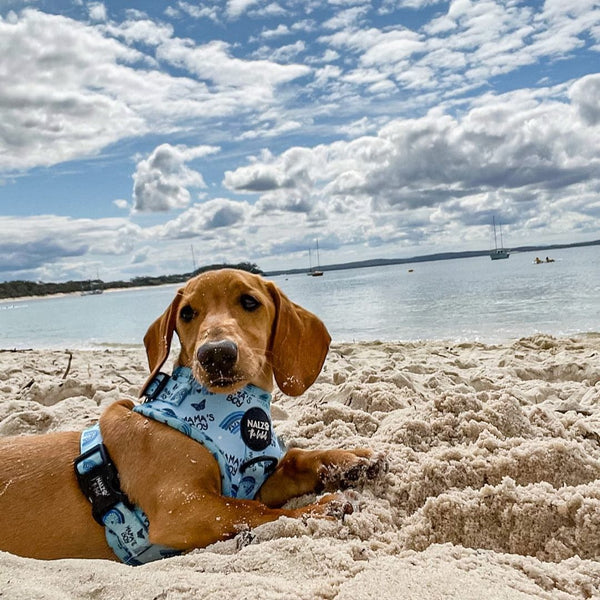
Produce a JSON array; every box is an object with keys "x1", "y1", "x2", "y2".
[{"x1": 142, "y1": 269, "x2": 331, "y2": 397}]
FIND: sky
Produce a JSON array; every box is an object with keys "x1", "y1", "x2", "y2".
[{"x1": 0, "y1": 0, "x2": 599, "y2": 282}]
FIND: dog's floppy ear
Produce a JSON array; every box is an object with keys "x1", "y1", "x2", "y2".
[
  {"x1": 140, "y1": 289, "x2": 184, "y2": 397},
  {"x1": 266, "y1": 282, "x2": 331, "y2": 396}
]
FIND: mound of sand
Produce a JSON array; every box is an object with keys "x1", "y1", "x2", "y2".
[{"x1": 1, "y1": 335, "x2": 599, "y2": 599}]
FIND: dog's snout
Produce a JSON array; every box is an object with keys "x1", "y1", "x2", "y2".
[{"x1": 196, "y1": 340, "x2": 238, "y2": 373}]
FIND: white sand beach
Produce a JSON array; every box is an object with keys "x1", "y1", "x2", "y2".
[{"x1": 1, "y1": 335, "x2": 599, "y2": 599}]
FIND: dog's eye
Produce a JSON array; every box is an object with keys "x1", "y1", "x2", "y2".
[
  {"x1": 240, "y1": 294, "x2": 261, "y2": 312},
  {"x1": 179, "y1": 305, "x2": 196, "y2": 322}
]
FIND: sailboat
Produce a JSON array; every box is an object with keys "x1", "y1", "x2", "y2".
[
  {"x1": 308, "y1": 240, "x2": 324, "y2": 276},
  {"x1": 490, "y1": 216, "x2": 510, "y2": 260},
  {"x1": 80, "y1": 283, "x2": 103, "y2": 296},
  {"x1": 80, "y1": 269, "x2": 104, "y2": 295}
]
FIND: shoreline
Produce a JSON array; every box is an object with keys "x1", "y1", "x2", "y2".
[
  {"x1": 2, "y1": 331, "x2": 600, "y2": 353},
  {"x1": 0, "y1": 281, "x2": 181, "y2": 305},
  {"x1": 2, "y1": 236, "x2": 598, "y2": 304}
]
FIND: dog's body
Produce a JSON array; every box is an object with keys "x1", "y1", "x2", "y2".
[{"x1": 0, "y1": 269, "x2": 378, "y2": 561}]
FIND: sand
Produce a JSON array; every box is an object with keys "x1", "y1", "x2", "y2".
[{"x1": 1, "y1": 335, "x2": 599, "y2": 599}]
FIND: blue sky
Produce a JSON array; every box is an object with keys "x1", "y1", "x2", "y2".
[{"x1": 1, "y1": 0, "x2": 599, "y2": 282}]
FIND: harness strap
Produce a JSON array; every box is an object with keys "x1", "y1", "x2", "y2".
[
  {"x1": 75, "y1": 371, "x2": 284, "y2": 564},
  {"x1": 136, "y1": 368, "x2": 285, "y2": 500},
  {"x1": 74, "y1": 440, "x2": 127, "y2": 525},
  {"x1": 75, "y1": 424, "x2": 178, "y2": 565}
]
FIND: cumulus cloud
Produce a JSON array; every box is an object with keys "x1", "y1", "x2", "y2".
[
  {"x1": 570, "y1": 74, "x2": 600, "y2": 126},
  {"x1": 226, "y1": 0, "x2": 258, "y2": 20},
  {"x1": 224, "y1": 163, "x2": 287, "y2": 192},
  {"x1": 88, "y1": 2, "x2": 107, "y2": 21},
  {"x1": 260, "y1": 24, "x2": 290, "y2": 39},
  {"x1": 0, "y1": 215, "x2": 142, "y2": 277},
  {"x1": 102, "y1": 17, "x2": 174, "y2": 46},
  {"x1": 154, "y1": 198, "x2": 250, "y2": 239},
  {"x1": 255, "y1": 189, "x2": 315, "y2": 215},
  {"x1": 0, "y1": 9, "x2": 312, "y2": 174},
  {"x1": 113, "y1": 199, "x2": 130, "y2": 210},
  {"x1": 268, "y1": 40, "x2": 306, "y2": 62},
  {"x1": 0, "y1": 10, "x2": 146, "y2": 172},
  {"x1": 221, "y1": 76, "x2": 600, "y2": 251},
  {"x1": 322, "y1": 27, "x2": 424, "y2": 66},
  {"x1": 322, "y1": 6, "x2": 369, "y2": 30},
  {"x1": 170, "y1": 2, "x2": 220, "y2": 22},
  {"x1": 132, "y1": 144, "x2": 219, "y2": 212},
  {"x1": 156, "y1": 38, "x2": 310, "y2": 92}
]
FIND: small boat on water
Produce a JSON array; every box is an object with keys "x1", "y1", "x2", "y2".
[
  {"x1": 490, "y1": 217, "x2": 510, "y2": 260},
  {"x1": 308, "y1": 240, "x2": 324, "y2": 276},
  {"x1": 80, "y1": 276, "x2": 104, "y2": 296}
]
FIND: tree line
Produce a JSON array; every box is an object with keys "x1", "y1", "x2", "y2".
[{"x1": 0, "y1": 263, "x2": 263, "y2": 300}]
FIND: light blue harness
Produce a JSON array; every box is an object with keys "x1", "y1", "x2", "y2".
[
  {"x1": 76, "y1": 367, "x2": 285, "y2": 564},
  {"x1": 135, "y1": 367, "x2": 285, "y2": 499},
  {"x1": 76, "y1": 424, "x2": 177, "y2": 565}
]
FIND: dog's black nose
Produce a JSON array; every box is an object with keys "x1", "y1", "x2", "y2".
[{"x1": 196, "y1": 340, "x2": 238, "y2": 373}]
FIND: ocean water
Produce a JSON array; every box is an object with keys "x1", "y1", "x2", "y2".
[{"x1": 1, "y1": 245, "x2": 599, "y2": 348}]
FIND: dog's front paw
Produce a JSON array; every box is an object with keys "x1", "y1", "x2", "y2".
[
  {"x1": 325, "y1": 495, "x2": 355, "y2": 520},
  {"x1": 319, "y1": 451, "x2": 388, "y2": 491},
  {"x1": 235, "y1": 528, "x2": 258, "y2": 550},
  {"x1": 302, "y1": 493, "x2": 355, "y2": 522},
  {"x1": 343, "y1": 452, "x2": 388, "y2": 486}
]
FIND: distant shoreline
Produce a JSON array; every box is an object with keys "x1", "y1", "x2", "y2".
[
  {"x1": 1, "y1": 239, "x2": 598, "y2": 302},
  {"x1": 0, "y1": 282, "x2": 180, "y2": 305},
  {"x1": 264, "y1": 238, "x2": 600, "y2": 276}
]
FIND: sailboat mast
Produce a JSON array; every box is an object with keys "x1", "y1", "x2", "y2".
[
  {"x1": 191, "y1": 244, "x2": 197, "y2": 272},
  {"x1": 316, "y1": 239, "x2": 320, "y2": 268},
  {"x1": 490, "y1": 216, "x2": 510, "y2": 260},
  {"x1": 492, "y1": 216, "x2": 498, "y2": 250}
]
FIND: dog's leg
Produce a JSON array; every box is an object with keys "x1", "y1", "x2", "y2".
[
  {"x1": 102, "y1": 405, "x2": 353, "y2": 552},
  {"x1": 146, "y1": 492, "x2": 349, "y2": 550},
  {"x1": 256, "y1": 448, "x2": 386, "y2": 508}
]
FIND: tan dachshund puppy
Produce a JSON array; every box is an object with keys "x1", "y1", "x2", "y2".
[{"x1": 0, "y1": 269, "x2": 380, "y2": 561}]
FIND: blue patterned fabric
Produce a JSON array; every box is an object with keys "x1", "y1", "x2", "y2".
[
  {"x1": 76, "y1": 370, "x2": 284, "y2": 564},
  {"x1": 134, "y1": 367, "x2": 286, "y2": 499},
  {"x1": 77, "y1": 424, "x2": 178, "y2": 565}
]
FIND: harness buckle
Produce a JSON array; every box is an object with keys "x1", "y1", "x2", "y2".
[
  {"x1": 142, "y1": 371, "x2": 170, "y2": 402},
  {"x1": 240, "y1": 455, "x2": 279, "y2": 474},
  {"x1": 74, "y1": 444, "x2": 129, "y2": 525}
]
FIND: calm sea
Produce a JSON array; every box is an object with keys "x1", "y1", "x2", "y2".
[{"x1": 1, "y1": 245, "x2": 599, "y2": 348}]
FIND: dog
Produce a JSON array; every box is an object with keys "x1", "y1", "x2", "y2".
[{"x1": 0, "y1": 269, "x2": 381, "y2": 562}]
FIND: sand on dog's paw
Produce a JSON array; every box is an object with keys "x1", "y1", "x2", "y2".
[{"x1": 319, "y1": 452, "x2": 388, "y2": 493}]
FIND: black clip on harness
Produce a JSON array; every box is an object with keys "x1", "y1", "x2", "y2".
[{"x1": 74, "y1": 443, "x2": 129, "y2": 525}]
